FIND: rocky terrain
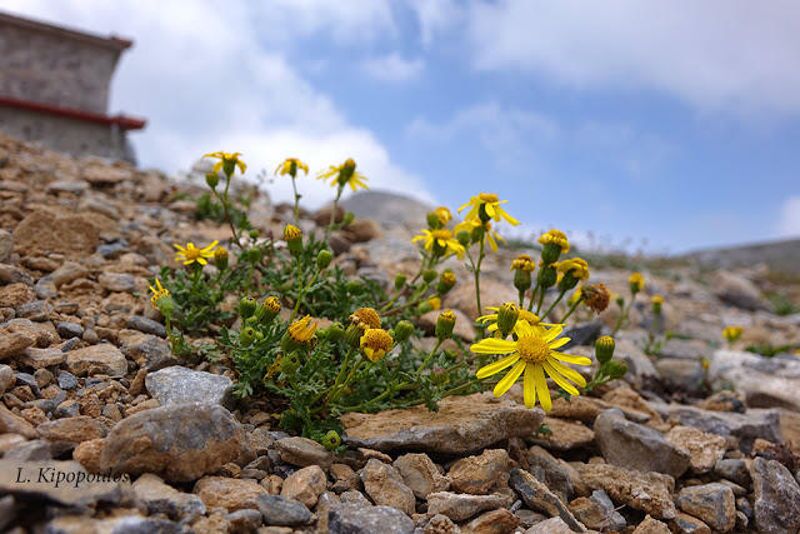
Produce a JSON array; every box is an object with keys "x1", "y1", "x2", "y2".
[{"x1": 0, "y1": 131, "x2": 800, "y2": 533}]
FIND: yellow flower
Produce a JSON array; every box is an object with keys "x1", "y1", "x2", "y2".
[
  {"x1": 454, "y1": 219, "x2": 505, "y2": 252},
  {"x1": 722, "y1": 325, "x2": 743, "y2": 344},
  {"x1": 360, "y1": 328, "x2": 394, "y2": 362},
  {"x1": 288, "y1": 315, "x2": 317, "y2": 344},
  {"x1": 204, "y1": 151, "x2": 247, "y2": 175},
  {"x1": 148, "y1": 278, "x2": 170, "y2": 309},
  {"x1": 568, "y1": 286, "x2": 582, "y2": 306},
  {"x1": 317, "y1": 158, "x2": 368, "y2": 191},
  {"x1": 433, "y1": 206, "x2": 452, "y2": 226},
  {"x1": 284, "y1": 224, "x2": 303, "y2": 241},
  {"x1": 276, "y1": 157, "x2": 309, "y2": 177},
  {"x1": 174, "y1": 240, "x2": 219, "y2": 266},
  {"x1": 477, "y1": 306, "x2": 548, "y2": 334},
  {"x1": 263, "y1": 296, "x2": 281, "y2": 315},
  {"x1": 459, "y1": 193, "x2": 520, "y2": 226},
  {"x1": 511, "y1": 254, "x2": 536, "y2": 272},
  {"x1": 538, "y1": 229, "x2": 570, "y2": 254},
  {"x1": 472, "y1": 320, "x2": 592, "y2": 411},
  {"x1": 629, "y1": 272, "x2": 645, "y2": 293},
  {"x1": 651, "y1": 294, "x2": 664, "y2": 305},
  {"x1": 557, "y1": 257, "x2": 590, "y2": 281},
  {"x1": 427, "y1": 296, "x2": 442, "y2": 311},
  {"x1": 349, "y1": 307, "x2": 382, "y2": 330},
  {"x1": 412, "y1": 228, "x2": 466, "y2": 259}
]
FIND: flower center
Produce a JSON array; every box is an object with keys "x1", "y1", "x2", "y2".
[
  {"x1": 431, "y1": 229, "x2": 452, "y2": 240},
  {"x1": 479, "y1": 193, "x2": 498, "y2": 203},
  {"x1": 184, "y1": 246, "x2": 202, "y2": 260},
  {"x1": 517, "y1": 334, "x2": 550, "y2": 363}
]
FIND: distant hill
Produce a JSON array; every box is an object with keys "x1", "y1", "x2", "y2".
[
  {"x1": 685, "y1": 238, "x2": 800, "y2": 275},
  {"x1": 340, "y1": 190, "x2": 434, "y2": 230}
]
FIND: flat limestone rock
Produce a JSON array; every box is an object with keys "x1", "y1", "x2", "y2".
[{"x1": 342, "y1": 393, "x2": 544, "y2": 454}]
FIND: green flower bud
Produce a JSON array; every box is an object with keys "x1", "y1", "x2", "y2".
[
  {"x1": 260, "y1": 296, "x2": 281, "y2": 323},
  {"x1": 436, "y1": 269, "x2": 457, "y2": 295},
  {"x1": 514, "y1": 269, "x2": 532, "y2": 293},
  {"x1": 344, "y1": 324, "x2": 363, "y2": 348},
  {"x1": 346, "y1": 280, "x2": 363, "y2": 294},
  {"x1": 238, "y1": 297, "x2": 258, "y2": 319},
  {"x1": 426, "y1": 211, "x2": 443, "y2": 229},
  {"x1": 558, "y1": 271, "x2": 580, "y2": 292},
  {"x1": 239, "y1": 326, "x2": 256, "y2": 346},
  {"x1": 436, "y1": 310, "x2": 457, "y2": 341},
  {"x1": 456, "y1": 230, "x2": 471, "y2": 247},
  {"x1": 205, "y1": 172, "x2": 219, "y2": 189},
  {"x1": 316, "y1": 249, "x2": 333, "y2": 270},
  {"x1": 595, "y1": 336, "x2": 615, "y2": 364},
  {"x1": 537, "y1": 264, "x2": 558, "y2": 289},
  {"x1": 423, "y1": 269, "x2": 438, "y2": 283},
  {"x1": 320, "y1": 322, "x2": 345, "y2": 342},
  {"x1": 280, "y1": 352, "x2": 302, "y2": 374},
  {"x1": 343, "y1": 211, "x2": 355, "y2": 226},
  {"x1": 393, "y1": 320, "x2": 415, "y2": 343},
  {"x1": 320, "y1": 430, "x2": 342, "y2": 450},
  {"x1": 394, "y1": 274, "x2": 407, "y2": 291},
  {"x1": 601, "y1": 359, "x2": 628, "y2": 380},
  {"x1": 497, "y1": 302, "x2": 520, "y2": 337},
  {"x1": 616, "y1": 295, "x2": 625, "y2": 308},
  {"x1": 249, "y1": 229, "x2": 259, "y2": 239},
  {"x1": 417, "y1": 301, "x2": 433, "y2": 314},
  {"x1": 155, "y1": 295, "x2": 175, "y2": 319},
  {"x1": 541, "y1": 243, "x2": 562, "y2": 264}
]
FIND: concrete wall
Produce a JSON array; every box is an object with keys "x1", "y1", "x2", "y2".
[
  {"x1": 0, "y1": 21, "x2": 121, "y2": 114},
  {"x1": 0, "y1": 107, "x2": 134, "y2": 162}
]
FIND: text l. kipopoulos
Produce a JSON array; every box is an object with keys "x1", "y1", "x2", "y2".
[{"x1": 10, "y1": 464, "x2": 130, "y2": 489}]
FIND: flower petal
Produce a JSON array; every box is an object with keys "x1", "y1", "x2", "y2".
[
  {"x1": 533, "y1": 364, "x2": 552, "y2": 411},
  {"x1": 543, "y1": 360, "x2": 580, "y2": 396},
  {"x1": 547, "y1": 358, "x2": 588, "y2": 387},
  {"x1": 523, "y1": 364, "x2": 537, "y2": 409},
  {"x1": 470, "y1": 338, "x2": 518, "y2": 355},
  {"x1": 493, "y1": 360, "x2": 525, "y2": 397},
  {"x1": 550, "y1": 351, "x2": 593, "y2": 366},
  {"x1": 543, "y1": 324, "x2": 564, "y2": 342},
  {"x1": 548, "y1": 336, "x2": 571, "y2": 350},
  {"x1": 476, "y1": 353, "x2": 520, "y2": 379}
]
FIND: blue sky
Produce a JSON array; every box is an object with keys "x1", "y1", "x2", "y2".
[{"x1": 3, "y1": 1, "x2": 800, "y2": 252}]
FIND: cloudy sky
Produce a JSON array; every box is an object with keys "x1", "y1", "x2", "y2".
[{"x1": 3, "y1": 0, "x2": 800, "y2": 253}]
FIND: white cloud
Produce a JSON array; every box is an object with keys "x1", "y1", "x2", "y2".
[
  {"x1": 467, "y1": 0, "x2": 800, "y2": 116},
  {"x1": 361, "y1": 53, "x2": 424, "y2": 83},
  {"x1": 407, "y1": 0, "x2": 463, "y2": 47},
  {"x1": 777, "y1": 196, "x2": 800, "y2": 237},
  {"x1": 0, "y1": 0, "x2": 431, "y2": 208}
]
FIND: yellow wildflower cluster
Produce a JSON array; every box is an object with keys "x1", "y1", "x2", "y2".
[{"x1": 174, "y1": 241, "x2": 219, "y2": 266}]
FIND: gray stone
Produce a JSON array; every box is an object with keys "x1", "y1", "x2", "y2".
[
  {"x1": 275, "y1": 436, "x2": 334, "y2": 468},
  {"x1": 329, "y1": 503, "x2": 415, "y2": 534},
  {"x1": 751, "y1": 457, "x2": 800, "y2": 533},
  {"x1": 524, "y1": 517, "x2": 576, "y2": 534},
  {"x1": 65, "y1": 343, "x2": 128, "y2": 377},
  {"x1": 56, "y1": 322, "x2": 84, "y2": 339},
  {"x1": 393, "y1": 452, "x2": 449, "y2": 499},
  {"x1": 713, "y1": 459, "x2": 751, "y2": 488},
  {"x1": 0, "y1": 364, "x2": 14, "y2": 394},
  {"x1": 257, "y1": 494, "x2": 312, "y2": 526},
  {"x1": 594, "y1": 409, "x2": 690, "y2": 478},
  {"x1": 359, "y1": 458, "x2": 415, "y2": 516},
  {"x1": 712, "y1": 271, "x2": 769, "y2": 311},
  {"x1": 145, "y1": 366, "x2": 234, "y2": 408},
  {"x1": 509, "y1": 468, "x2": 585, "y2": 532},
  {"x1": 120, "y1": 333, "x2": 176, "y2": 371},
  {"x1": 426, "y1": 491, "x2": 512, "y2": 522},
  {"x1": 708, "y1": 349, "x2": 800, "y2": 411},
  {"x1": 98, "y1": 272, "x2": 138, "y2": 293},
  {"x1": 0, "y1": 230, "x2": 12, "y2": 263},
  {"x1": 653, "y1": 403, "x2": 781, "y2": 449},
  {"x1": 654, "y1": 358, "x2": 706, "y2": 395},
  {"x1": 57, "y1": 371, "x2": 78, "y2": 390},
  {"x1": 675, "y1": 483, "x2": 735, "y2": 532},
  {"x1": 133, "y1": 473, "x2": 206, "y2": 520},
  {"x1": 127, "y1": 315, "x2": 167, "y2": 337}
]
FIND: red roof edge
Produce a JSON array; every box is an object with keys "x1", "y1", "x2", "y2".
[{"x1": 0, "y1": 96, "x2": 146, "y2": 130}]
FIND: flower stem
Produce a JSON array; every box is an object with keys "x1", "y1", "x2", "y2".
[
  {"x1": 326, "y1": 185, "x2": 344, "y2": 239},
  {"x1": 560, "y1": 296, "x2": 583, "y2": 323},
  {"x1": 290, "y1": 269, "x2": 320, "y2": 322},
  {"x1": 474, "y1": 238, "x2": 486, "y2": 316},
  {"x1": 416, "y1": 339, "x2": 443, "y2": 378},
  {"x1": 291, "y1": 175, "x2": 301, "y2": 225},
  {"x1": 541, "y1": 289, "x2": 567, "y2": 321}
]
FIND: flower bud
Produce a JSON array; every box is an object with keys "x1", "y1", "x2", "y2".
[
  {"x1": 249, "y1": 229, "x2": 259, "y2": 239},
  {"x1": 497, "y1": 302, "x2": 520, "y2": 337},
  {"x1": 212, "y1": 246, "x2": 229, "y2": 270},
  {"x1": 427, "y1": 211, "x2": 444, "y2": 229},
  {"x1": 155, "y1": 295, "x2": 175, "y2": 318},
  {"x1": 601, "y1": 359, "x2": 628, "y2": 380},
  {"x1": 651, "y1": 294, "x2": 664, "y2": 315},
  {"x1": 456, "y1": 230, "x2": 471, "y2": 247},
  {"x1": 239, "y1": 326, "x2": 256, "y2": 346},
  {"x1": 538, "y1": 229, "x2": 569, "y2": 264},
  {"x1": 280, "y1": 352, "x2": 302, "y2": 374},
  {"x1": 595, "y1": 336, "x2": 615, "y2": 364},
  {"x1": 320, "y1": 322, "x2": 345, "y2": 342},
  {"x1": 320, "y1": 430, "x2": 342, "y2": 450},
  {"x1": 436, "y1": 310, "x2": 457, "y2": 341},
  {"x1": 628, "y1": 272, "x2": 645, "y2": 294},
  {"x1": 261, "y1": 296, "x2": 281, "y2": 323},
  {"x1": 394, "y1": 274, "x2": 407, "y2": 290},
  {"x1": 344, "y1": 324, "x2": 363, "y2": 348},
  {"x1": 393, "y1": 320, "x2": 415, "y2": 343},
  {"x1": 514, "y1": 269, "x2": 532, "y2": 293},
  {"x1": 437, "y1": 269, "x2": 456, "y2": 295},
  {"x1": 615, "y1": 295, "x2": 625, "y2": 308},
  {"x1": 284, "y1": 224, "x2": 303, "y2": 256},
  {"x1": 346, "y1": 280, "x2": 363, "y2": 294},
  {"x1": 205, "y1": 172, "x2": 219, "y2": 189},
  {"x1": 316, "y1": 249, "x2": 333, "y2": 270},
  {"x1": 423, "y1": 269, "x2": 438, "y2": 283},
  {"x1": 238, "y1": 296, "x2": 258, "y2": 319},
  {"x1": 343, "y1": 211, "x2": 355, "y2": 226},
  {"x1": 537, "y1": 264, "x2": 558, "y2": 289}
]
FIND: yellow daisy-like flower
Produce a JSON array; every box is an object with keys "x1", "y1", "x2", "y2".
[
  {"x1": 263, "y1": 296, "x2": 282, "y2": 315},
  {"x1": 433, "y1": 206, "x2": 452, "y2": 226},
  {"x1": 538, "y1": 229, "x2": 570, "y2": 254},
  {"x1": 511, "y1": 254, "x2": 536, "y2": 272},
  {"x1": 428, "y1": 296, "x2": 442, "y2": 311},
  {"x1": 360, "y1": 328, "x2": 394, "y2": 362},
  {"x1": 349, "y1": 307, "x2": 382, "y2": 330},
  {"x1": 174, "y1": 240, "x2": 219, "y2": 266},
  {"x1": 317, "y1": 158, "x2": 368, "y2": 191},
  {"x1": 276, "y1": 157, "x2": 309, "y2": 177},
  {"x1": 629, "y1": 272, "x2": 645, "y2": 293},
  {"x1": 204, "y1": 151, "x2": 247, "y2": 175},
  {"x1": 148, "y1": 278, "x2": 170, "y2": 309},
  {"x1": 288, "y1": 315, "x2": 317, "y2": 344},
  {"x1": 472, "y1": 320, "x2": 592, "y2": 411},
  {"x1": 412, "y1": 228, "x2": 466, "y2": 259},
  {"x1": 284, "y1": 224, "x2": 303, "y2": 241},
  {"x1": 454, "y1": 219, "x2": 505, "y2": 252},
  {"x1": 458, "y1": 193, "x2": 520, "y2": 226},
  {"x1": 477, "y1": 306, "x2": 548, "y2": 333},
  {"x1": 722, "y1": 325, "x2": 743, "y2": 344},
  {"x1": 557, "y1": 257, "x2": 590, "y2": 281},
  {"x1": 651, "y1": 294, "x2": 665, "y2": 305}
]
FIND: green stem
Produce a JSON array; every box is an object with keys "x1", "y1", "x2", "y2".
[
  {"x1": 527, "y1": 281, "x2": 540, "y2": 312},
  {"x1": 291, "y1": 175, "x2": 301, "y2": 224},
  {"x1": 474, "y1": 238, "x2": 485, "y2": 316},
  {"x1": 290, "y1": 269, "x2": 320, "y2": 322},
  {"x1": 326, "y1": 185, "x2": 344, "y2": 239},
  {"x1": 541, "y1": 289, "x2": 567, "y2": 321},
  {"x1": 560, "y1": 296, "x2": 583, "y2": 323},
  {"x1": 534, "y1": 287, "x2": 546, "y2": 315},
  {"x1": 216, "y1": 175, "x2": 242, "y2": 248},
  {"x1": 416, "y1": 340, "x2": 443, "y2": 378}
]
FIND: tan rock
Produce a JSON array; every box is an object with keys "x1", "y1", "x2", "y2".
[
  {"x1": 394, "y1": 453, "x2": 449, "y2": 499},
  {"x1": 633, "y1": 515, "x2": 671, "y2": 534},
  {"x1": 37, "y1": 416, "x2": 108, "y2": 445},
  {"x1": 0, "y1": 405, "x2": 37, "y2": 438},
  {"x1": 66, "y1": 343, "x2": 128, "y2": 377},
  {"x1": 194, "y1": 476, "x2": 267, "y2": 511},
  {"x1": 448, "y1": 449, "x2": 510, "y2": 495},
  {"x1": 360, "y1": 458, "x2": 416, "y2": 515},
  {"x1": 0, "y1": 283, "x2": 34, "y2": 308},
  {"x1": 426, "y1": 491, "x2": 512, "y2": 522},
  {"x1": 665, "y1": 426, "x2": 726, "y2": 474},
  {"x1": 281, "y1": 465, "x2": 327, "y2": 508},
  {"x1": 0, "y1": 332, "x2": 34, "y2": 360},
  {"x1": 13, "y1": 210, "x2": 101, "y2": 258},
  {"x1": 529, "y1": 417, "x2": 595, "y2": 451},
  {"x1": 73, "y1": 438, "x2": 105, "y2": 473},
  {"x1": 462, "y1": 508, "x2": 519, "y2": 534}
]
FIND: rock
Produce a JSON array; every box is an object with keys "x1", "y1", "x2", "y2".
[
  {"x1": 342, "y1": 393, "x2": 544, "y2": 454},
  {"x1": 275, "y1": 436, "x2": 334, "y2": 468},
  {"x1": 50, "y1": 261, "x2": 90, "y2": 287},
  {"x1": 0, "y1": 229, "x2": 11, "y2": 262},
  {"x1": 65, "y1": 343, "x2": 128, "y2": 377},
  {"x1": 594, "y1": 409, "x2": 690, "y2": 478},
  {"x1": 569, "y1": 490, "x2": 626, "y2": 532},
  {"x1": 98, "y1": 272, "x2": 139, "y2": 293},
  {"x1": 751, "y1": 457, "x2": 800, "y2": 533},
  {"x1": 0, "y1": 404, "x2": 37, "y2": 437},
  {"x1": 393, "y1": 453, "x2": 449, "y2": 499},
  {"x1": 654, "y1": 403, "x2": 781, "y2": 448},
  {"x1": 654, "y1": 358, "x2": 706, "y2": 395},
  {"x1": 422, "y1": 514, "x2": 460, "y2": 534},
  {"x1": 328, "y1": 503, "x2": 415, "y2": 534},
  {"x1": 281, "y1": 464, "x2": 327, "y2": 508},
  {"x1": 127, "y1": 315, "x2": 167, "y2": 337},
  {"x1": 526, "y1": 446, "x2": 578, "y2": 502},
  {"x1": 614, "y1": 338, "x2": 660, "y2": 385},
  {"x1": 225, "y1": 509, "x2": 262, "y2": 532},
  {"x1": 508, "y1": 468, "x2": 585, "y2": 532},
  {"x1": 73, "y1": 438, "x2": 105, "y2": 472},
  {"x1": 708, "y1": 349, "x2": 800, "y2": 411},
  {"x1": 0, "y1": 332, "x2": 34, "y2": 360},
  {"x1": 633, "y1": 515, "x2": 671, "y2": 533},
  {"x1": 671, "y1": 513, "x2": 711, "y2": 533},
  {"x1": 713, "y1": 459, "x2": 751, "y2": 487},
  {"x1": 427, "y1": 491, "x2": 512, "y2": 522},
  {"x1": 46, "y1": 514, "x2": 183, "y2": 533},
  {"x1": 447, "y1": 277, "x2": 518, "y2": 318},
  {"x1": 524, "y1": 517, "x2": 576, "y2": 534},
  {"x1": 145, "y1": 366, "x2": 234, "y2": 408},
  {"x1": 12, "y1": 210, "x2": 101, "y2": 258},
  {"x1": 0, "y1": 283, "x2": 35, "y2": 308},
  {"x1": 194, "y1": 476, "x2": 267, "y2": 511},
  {"x1": 463, "y1": 508, "x2": 520, "y2": 534},
  {"x1": 0, "y1": 364, "x2": 15, "y2": 394},
  {"x1": 120, "y1": 333, "x2": 176, "y2": 371},
  {"x1": 675, "y1": 483, "x2": 735, "y2": 532},
  {"x1": 574, "y1": 462, "x2": 676, "y2": 519},
  {"x1": 360, "y1": 458, "x2": 416, "y2": 515},
  {"x1": 712, "y1": 271, "x2": 769, "y2": 311},
  {"x1": 664, "y1": 426, "x2": 726, "y2": 474},
  {"x1": 37, "y1": 415, "x2": 108, "y2": 446},
  {"x1": 257, "y1": 494, "x2": 312, "y2": 526},
  {"x1": 56, "y1": 321, "x2": 84, "y2": 339},
  {"x1": 133, "y1": 473, "x2": 206, "y2": 520},
  {"x1": 529, "y1": 417, "x2": 595, "y2": 450},
  {"x1": 448, "y1": 449, "x2": 510, "y2": 495},
  {"x1": 100, "y1": 403, "x2": 247, "y2": 482}
]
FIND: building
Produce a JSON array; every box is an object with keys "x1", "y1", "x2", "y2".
[{"x1": 0, "y1": 11, "x2": 145, "y2": 162}]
